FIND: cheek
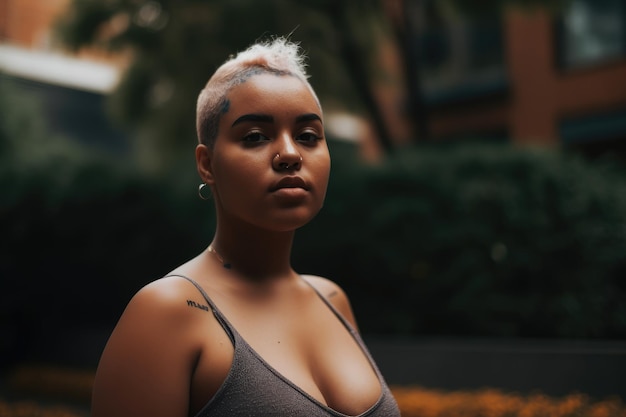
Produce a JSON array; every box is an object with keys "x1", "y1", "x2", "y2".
[
  {"x1": 213, "y1": 157, "x2": 262, "y2": 199},
  {"x1": 313, "y1": 153, "x2": 332, "y2": 198}
]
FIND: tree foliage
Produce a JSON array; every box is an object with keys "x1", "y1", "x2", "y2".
[
  {"x1": 54, "y1": 0, "x2": 385, "y2": 169},
  {"x1": 54, "y1": 0, "x2": 571, "y2": 168}
]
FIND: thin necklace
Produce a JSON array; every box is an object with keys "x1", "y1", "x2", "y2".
[{"x1": 208, "y1": 245, "x2": 232, "y2": 269}]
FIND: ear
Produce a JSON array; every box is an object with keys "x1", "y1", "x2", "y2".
[{"x1": 196, "y1": 144, "x2": 215, "y2": 185}]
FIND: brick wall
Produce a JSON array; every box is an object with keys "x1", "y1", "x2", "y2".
[{"x1": 0, "y1": 0, "x2": 69, "y2": 48}]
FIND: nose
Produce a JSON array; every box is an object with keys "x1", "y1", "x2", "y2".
[{"x1": 272, "y1": 135, "x2": 302, "y2": 171}]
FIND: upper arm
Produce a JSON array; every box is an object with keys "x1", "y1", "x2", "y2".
[
  {"x1": 91, "y1": 279, "x2": 200, "y2": 417},
  {"x1": 302, "y1": 275, "x2": 360, "y2": 332}
]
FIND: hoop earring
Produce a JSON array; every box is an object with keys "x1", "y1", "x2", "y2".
[{"x1": 198, "y1": 183, "x2": 211, "y2": 200}]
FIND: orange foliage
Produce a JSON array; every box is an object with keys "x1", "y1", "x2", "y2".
[
  {"x1": 391, "y1": 386, "x2": 626, "y2": 417},
  {"x1": 2, "y1": 367, "x2": 626, "y2": 417}
]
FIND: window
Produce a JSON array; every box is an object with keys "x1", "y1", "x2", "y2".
[
  {"x1": 411, "y1": 2, "x2": 507, "y2": 105},
  {"x1": 558, "y1": 0, "x2": 626, "y2": 68}
]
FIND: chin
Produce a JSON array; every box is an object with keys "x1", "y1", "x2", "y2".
[{"x1": 266, "y1": 208, "x2": 322, "y2": 232}]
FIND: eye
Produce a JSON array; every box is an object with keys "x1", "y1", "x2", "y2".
[
  {"x1": 242, "y1": 132, "x2": 270, "y2": 143},
  {"x1": 297, "y1": 131, "x2": 323, "y2": 144}
]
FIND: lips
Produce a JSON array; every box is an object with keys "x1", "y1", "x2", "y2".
[{"x1": 269, "y1": 176, "x2": 310, "y2": 192}]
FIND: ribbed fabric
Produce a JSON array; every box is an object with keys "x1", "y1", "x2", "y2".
[{"x1": 167, "y1": 274, "x2": 401, "y2": 417}]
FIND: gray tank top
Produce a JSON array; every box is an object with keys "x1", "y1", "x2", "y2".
[{"x1": 168, "y1": 274, "x2": 400, "y2": 417}]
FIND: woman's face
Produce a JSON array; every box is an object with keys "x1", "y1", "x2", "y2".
[{"x1": 205, "y1": 72, "x2": 331, "y2": 232}]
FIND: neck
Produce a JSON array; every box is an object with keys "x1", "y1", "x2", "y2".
[{"x1": 209, "y1": 222, "x2": 296, "y2": 280}]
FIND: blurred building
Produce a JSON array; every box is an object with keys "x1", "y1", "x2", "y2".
[
  {"x1": 0, "y1": 0, "x2": 128, "y2": 152},
  {"x1": 395, "y1": 0, "x2": 626, "y2": 159},
  {"x1": 1, "y1": 0, "x2": 625, "y2": 159}
]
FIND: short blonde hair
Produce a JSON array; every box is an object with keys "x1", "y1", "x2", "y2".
[{"x1": 196, "y1": 37, "x2": 317, "y2": 147}]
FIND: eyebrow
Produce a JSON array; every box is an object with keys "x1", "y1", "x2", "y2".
[
  {"x1": 232, "y1": 114, "x2": 273, "y2": 127},
  {"x1": 296, "y1": 113, "x2": 322, "y2": 123},
  {"x1": 231, "y1": 113, "x2": 322, "y2": 127}
]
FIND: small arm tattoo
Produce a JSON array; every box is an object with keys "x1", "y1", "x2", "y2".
[
  {"x1": 327, "y1": 290, "x2": 338, "y2": 299},
  {"x1": 187, "y1": 299, "x2": 209, "y2": 312}
]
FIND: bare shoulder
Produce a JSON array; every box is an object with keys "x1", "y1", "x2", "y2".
[
  {"x1": 92, "y1": 276, "x2": 216, "y2": 417},
  {"x1": 301, "y1": 274, "x2": 346, "y2": 300},
  {"x1": 107, "y1": 275, "x2": 219, "y2": 358},
  {"x1": 118, "y1": 276, "x2": 207, "y2": 326},
  {"x1": 132, "y1": 275, "x2": 207, "y2": 311},
  {"x1": 301, "y1": 274, "x2": 359, "y2": 330}
]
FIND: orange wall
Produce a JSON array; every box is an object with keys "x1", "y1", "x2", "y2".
[
  {"x1": 0, "y1": 0, "x2": 70, "y2": 47},
  {"x1": 0, "y1": 0, "x2": 128, "y2": 66},
  {"x1": 506, "y1": 9, "x2": 560, "y2": 145}
]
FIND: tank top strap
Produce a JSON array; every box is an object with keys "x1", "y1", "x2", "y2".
[
  {"x1": 164, "y1": 274, "x2": 236, "y2": 345},
  {"x1": 300, "y1": 276, "x2": 358, "y2": 335},
  {"x1": 300, "y1": 276, "x2": 387, "y2": 380}
]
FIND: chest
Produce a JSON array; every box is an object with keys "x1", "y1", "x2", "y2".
[{"x1": 190, "y1": 293, "x2": 382, "y2": 416}]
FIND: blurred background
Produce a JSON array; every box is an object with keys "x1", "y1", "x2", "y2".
[{"x1": 1, "y1": 0, "x2": 626, "y2": 416}]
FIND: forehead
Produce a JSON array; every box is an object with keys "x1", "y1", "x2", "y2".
[{"x1": 223, "y1": 73, "x2": 321, "y2": 119}]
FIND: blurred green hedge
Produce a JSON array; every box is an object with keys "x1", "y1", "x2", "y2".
[
  {"x1": 0, "y1": 77, "x2": 212, "y2": 366},
  {"x1": 2, "y1": 78, "x2": 626, "y2": 369},
  {"x1": 295, "y1": 142, "x2": 626, "y2": 338}
]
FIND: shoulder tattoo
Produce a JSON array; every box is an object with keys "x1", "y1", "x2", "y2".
[{"x1": 186, "y1": 299, "x2": 209, "y2": 312}]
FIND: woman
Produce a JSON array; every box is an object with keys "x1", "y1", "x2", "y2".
[{"x1": 91, "y1": 37, "x2": 400, "y2": 417}]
